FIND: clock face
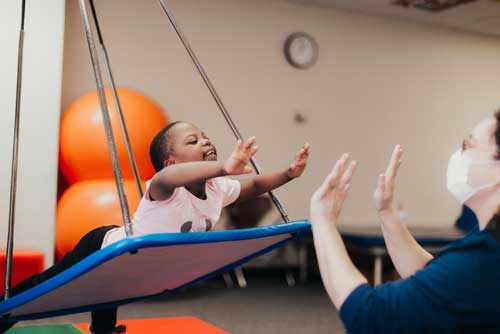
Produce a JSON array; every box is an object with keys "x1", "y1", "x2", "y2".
[{"x1": 284, "y1": 32, "x2": 318, "y2": 69}]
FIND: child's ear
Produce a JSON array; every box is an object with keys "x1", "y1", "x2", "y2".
[{"x1": 163, "y1": 159, "x2": 175, "y2": 168}]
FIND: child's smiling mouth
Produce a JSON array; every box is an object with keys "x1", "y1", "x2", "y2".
[{"x1": 203, "y1": 148, "x2": 217, "y2": 160}]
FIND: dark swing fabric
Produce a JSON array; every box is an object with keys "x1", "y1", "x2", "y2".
[
  {"x1": 1, "y1": 225, "x2": 118, "y2": 333},
  {"x1": 339, "y1": 222, "x2": 500, "y2": 334}
]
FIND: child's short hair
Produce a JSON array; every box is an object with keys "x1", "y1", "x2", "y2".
[{"x1": 149, "y1": 121, "x2": 182, "y2": 172}]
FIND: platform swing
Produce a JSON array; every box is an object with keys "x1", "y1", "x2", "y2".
[{"x1": 1, "y1": 0, "x2": 310, "y2": 323}]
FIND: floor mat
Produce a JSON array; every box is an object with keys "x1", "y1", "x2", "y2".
[
  {"x1": 74, "y1": 316, "x2": 229, "y2": 334},
  {"x1": 7, "y1": 317, "x2": 228, "y2": 334},
  {"x1": 6, "y1": 324, "x2": 82, "y2": 334}
]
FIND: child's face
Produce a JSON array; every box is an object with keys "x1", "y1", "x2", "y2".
[{"x1": 166, "y1": 122, "x2": 218, "y2": 165}]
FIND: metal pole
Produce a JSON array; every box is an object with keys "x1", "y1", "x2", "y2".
[
  {"x1": 78, "y1": 0, "x2": 133, "y2": 236},
  {"x1": 157, "y1": 0, "x2": 290, "y2": 222},
  {"x1": 4, "y1": 0, "x2": 27, "y2": 300},
  {"x1": 88, "y1": 0, "x2": 143, "y2": 198}
]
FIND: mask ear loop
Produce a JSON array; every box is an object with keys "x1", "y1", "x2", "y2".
[
  {"x1": 461, "y1": 148, "x2": 500, "y2": 166},
  {"x1": 463, "y1": 162, "x2": 500, "y2": 204},
  {"x1": 469, "y1": 159, "x2": 500, "y2": 166}
]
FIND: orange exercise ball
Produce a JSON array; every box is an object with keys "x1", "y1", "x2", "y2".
[
  {"x1": 55, "y1": 179, "x2": 143, "y2": 259},
  {"x1": 59, "y1": 88, "x2": 168, "y2": 184}
]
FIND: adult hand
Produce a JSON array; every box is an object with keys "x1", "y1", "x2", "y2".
[
  {"x1": 310, "y1": 153, "x2": 357, "y2": 226},
  {"x1": 373, "y1": 145, "x2": 403, "y2": 214}
]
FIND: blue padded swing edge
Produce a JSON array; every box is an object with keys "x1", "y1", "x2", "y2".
[{"x1": 0, "y1": 220, "x2": 310, "y2": 321}]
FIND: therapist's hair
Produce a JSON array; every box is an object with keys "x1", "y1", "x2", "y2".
[
  {"x1": 495, "y1": 110, "x2": 500, "y2": 159},
  {"x1": 491, "y1": 110, "x2": 500, "y2": 237}
]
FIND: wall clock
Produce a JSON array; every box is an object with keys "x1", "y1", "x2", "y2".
[{"x1": 284, "y1": 32, "x2": 319, "y2": 69}]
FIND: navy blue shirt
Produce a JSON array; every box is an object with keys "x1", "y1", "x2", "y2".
[
  {"x1": 456, "y1": 205, "x2": 479, "y2": 232},
  {"x1": 339, "y1": 225, "x2": 500, "y2": 334}
]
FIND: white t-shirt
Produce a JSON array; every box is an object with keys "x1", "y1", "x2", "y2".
[{"x1": 101, "y1": 177, "x2": 241, "y2": 248}]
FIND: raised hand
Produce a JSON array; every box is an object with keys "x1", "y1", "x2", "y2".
[
  {"x1": 287, "y1": 143, "x2": 311, "y2": 179},
  {"x1": 223, "y1": 137, "x2": 258, "y2": 176},
  {"x1": 310, "y1": 154, "x2": 357, "y2": 225},
  {"x1": 373, "y1": 145, "x2": 403, "y2": 213}
]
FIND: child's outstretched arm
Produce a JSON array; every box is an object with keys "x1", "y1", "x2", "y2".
[
  {"x1": 237, "y1": 143, "x2": 310, "y2": 202},
  {"x1": 150, "y1": 137, "x2": 258, "y2": 200}
]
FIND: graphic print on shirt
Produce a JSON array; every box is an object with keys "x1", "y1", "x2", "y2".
[
  {"x1": 180, "y1": 221, "x2": 192, "y2": 233},
  {"x1": 180, "y1": 219, "x2": 213, "y2": 233}
]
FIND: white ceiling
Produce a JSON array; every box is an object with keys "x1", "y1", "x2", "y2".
[{"x1": 289, "y1": 0, "x2": 500, "y2": 38}]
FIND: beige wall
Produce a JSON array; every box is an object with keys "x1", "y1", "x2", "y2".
[
  {"x1": 0, "y1": 0, "x2": 65, "y2": 266},
  {"x1": 60, "y1": 0, "x2": 500, "y2": 228}
]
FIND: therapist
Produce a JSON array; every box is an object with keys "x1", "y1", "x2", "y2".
[{"x1": 310, "y1": 112, "x2": 500, "y2": 333}]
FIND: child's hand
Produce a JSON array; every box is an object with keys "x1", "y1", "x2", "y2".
[
  {"x1": 287, "y1": 143, "x2": 310, "y2": 179},
  {"x1": 223, "y1": 137, "x2": 258, "y2": 175}
]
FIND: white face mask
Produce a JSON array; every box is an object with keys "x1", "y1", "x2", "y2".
[{"x1": 446, "y1": 149, "x2": 500, "y2": 204}]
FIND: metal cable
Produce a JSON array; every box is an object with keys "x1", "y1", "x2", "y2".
[
  {"x1": 78, "y1": 0, "x2": 133, "y2": 236},
  {"x1": 89, "y1": 0, "x2": 144, "y2": 198},
  {"x1": 157, "y1": 0, "x2": 290, "y2": 222},
  {"x1": 4, "y1": 0, "x2": 27, "y2": 300}
]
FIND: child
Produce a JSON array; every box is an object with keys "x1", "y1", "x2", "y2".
[
  {"x1": 102, "y1": 121, "x2": 310, "y2": 243},
  {"x1": 1, "y1": 121, "x2": 310, "y2": 334}
]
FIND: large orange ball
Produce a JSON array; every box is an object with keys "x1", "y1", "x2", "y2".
[
  {"x1": 55, "y1": 179, "x2": 143, "y2": 259},
  {"x1": 59, "y1": 88, "x2": 168, "y2": 183}
]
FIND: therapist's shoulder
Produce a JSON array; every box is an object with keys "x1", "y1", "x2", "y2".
[{"x1": 416, "y1": 230, "x2": 500, "y2": 292}]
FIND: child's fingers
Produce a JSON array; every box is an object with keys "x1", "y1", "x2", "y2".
[
  {"x1": 243, "y1": 166, "x2": 253, "y2": 174},
  {"x1": 294, "y1": 143, "x2": 310, "y2": 159},
  {"x1": 243, "y1": 136, "x2": 257, "y2": 150},
  {"x1": 295, "y1": 151, "x2": 308, "y2": 165},
  {"x1": 297, "y1": 148, "x2": 310, "y2": 159},
  {"x1": 304, "y1": 143, "x2": 310, "y2": 154},
  {"x1": 235, "y1": 139, "x2": 243, "y2": 151},
  {"x1": 249, "y1": 145, "x2": 258, "y2": 156},
  {"x1": 294, "y1": 160, "x2": 306, "y2": 167},
  {"x1": 296, "y1": 150, "x2": 305, "y2": 160}
]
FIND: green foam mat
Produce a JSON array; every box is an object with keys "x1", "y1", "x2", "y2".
[{"x1": 6, "y1": 324, "x2": 82, "y2": 334}]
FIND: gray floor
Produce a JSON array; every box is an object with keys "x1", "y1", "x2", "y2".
[{"x1": 17, "y1": 270, "x2": 345, "y2": 334}]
